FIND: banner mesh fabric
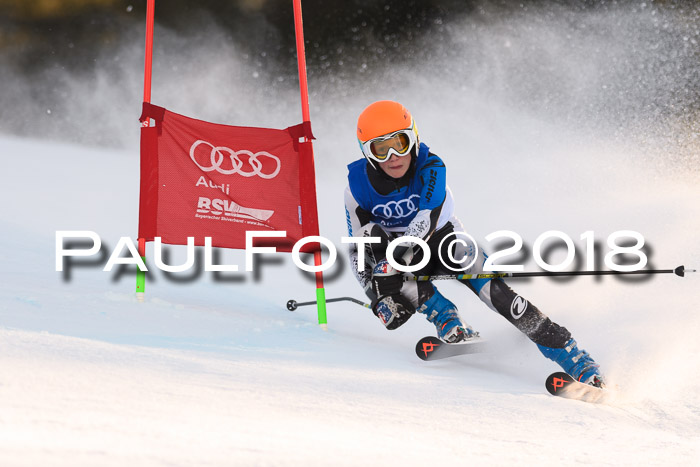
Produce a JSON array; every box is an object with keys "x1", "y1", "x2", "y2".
[{"x1": 138, "y1": 103, "x2": 319, "y2": 252}]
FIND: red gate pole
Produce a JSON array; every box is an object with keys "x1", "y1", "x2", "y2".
[
  {"x1": 136, "y1": 0, "x2": 156, "y2": 302},
  {"x1": 292, "y1": 0, "x2": 327, "y2": 328}
]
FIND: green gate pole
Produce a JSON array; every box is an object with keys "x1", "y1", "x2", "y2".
[{"x1": 315, "y1": 285, "x2": 327, "y2": 330}]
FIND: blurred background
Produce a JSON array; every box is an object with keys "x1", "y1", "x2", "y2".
[{"x1": 0, "y1": 0, "x2": 698, "y2": 170}]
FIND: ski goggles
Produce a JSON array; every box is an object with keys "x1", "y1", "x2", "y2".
[{"x1": 360, "y1": 126, "x2": 417, "y2": 163}]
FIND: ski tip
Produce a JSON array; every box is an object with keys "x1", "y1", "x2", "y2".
[
  {"x1": 415, "y1": 336, "x2": 442, "y2": 361},
  {"x1": 545, "y1": 372, "x2": 575, "y2": 396},
  {"x1": 545, "y1": 372, "x2": 609, "y2": 403}
]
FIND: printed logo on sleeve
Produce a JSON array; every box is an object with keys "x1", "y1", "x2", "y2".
[{"x1": 510, "y1": 296, "x2": 528, "y2": 320}]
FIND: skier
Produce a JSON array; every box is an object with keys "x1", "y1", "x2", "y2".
[{"x1": 344, "y1": 100, "x2": 606, "y2": 388}]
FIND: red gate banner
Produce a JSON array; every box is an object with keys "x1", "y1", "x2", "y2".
[{"x1": 138, "y1": 103, "x2": 319, "y2": 252}]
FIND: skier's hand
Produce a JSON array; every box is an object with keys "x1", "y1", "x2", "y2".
[
  {"x1": 371, "y1": 259, "x2": 403, "y2": 298},
  {"x1": 371, "y1": 294, "x2": 415, "y2": 329}
]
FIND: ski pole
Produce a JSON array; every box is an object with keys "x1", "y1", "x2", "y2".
[
  {"x1": 408, "y1": 265, "x2": 695, "y2": 281},
  {"x1": 287, "y1": 297, "x2": 371, "y2": 311},
  {"x1": 286, "y1": 265, "x2": 694, "y2": 312}
]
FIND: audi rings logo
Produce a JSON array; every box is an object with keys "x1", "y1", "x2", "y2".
[
  {"x1": 189, "y1": 140, "x2": 281, "y2": 179},
  {"x1": 372, "y1": 194, "x2": 420, "y2": 219}
]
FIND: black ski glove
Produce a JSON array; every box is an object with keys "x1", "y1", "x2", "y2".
[
  {"x1": 370, "y1": 259, "x2": 415, "y2": 330},
  {"x1": 371, "y1": 294, "x2": 415, "y2": 330},
  {"x1": 371, "y1": 258, "x2": 404, "y2": 298},
  {"x1": 372, "y1": 271, "x2": 403, "y2": 298}
]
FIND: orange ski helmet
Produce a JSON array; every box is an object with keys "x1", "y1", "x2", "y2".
[{"x1": 357, "y1": 100, "x2": 419, "y2": 169}]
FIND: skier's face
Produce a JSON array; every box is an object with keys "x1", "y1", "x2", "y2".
[{"x1": 379, "y1": 152, "x2": 411, "y2": 178}]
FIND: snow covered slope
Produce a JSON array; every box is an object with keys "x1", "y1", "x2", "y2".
[{"x1": 2, "y1": 103, "x2": 700, "y2": 467}]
